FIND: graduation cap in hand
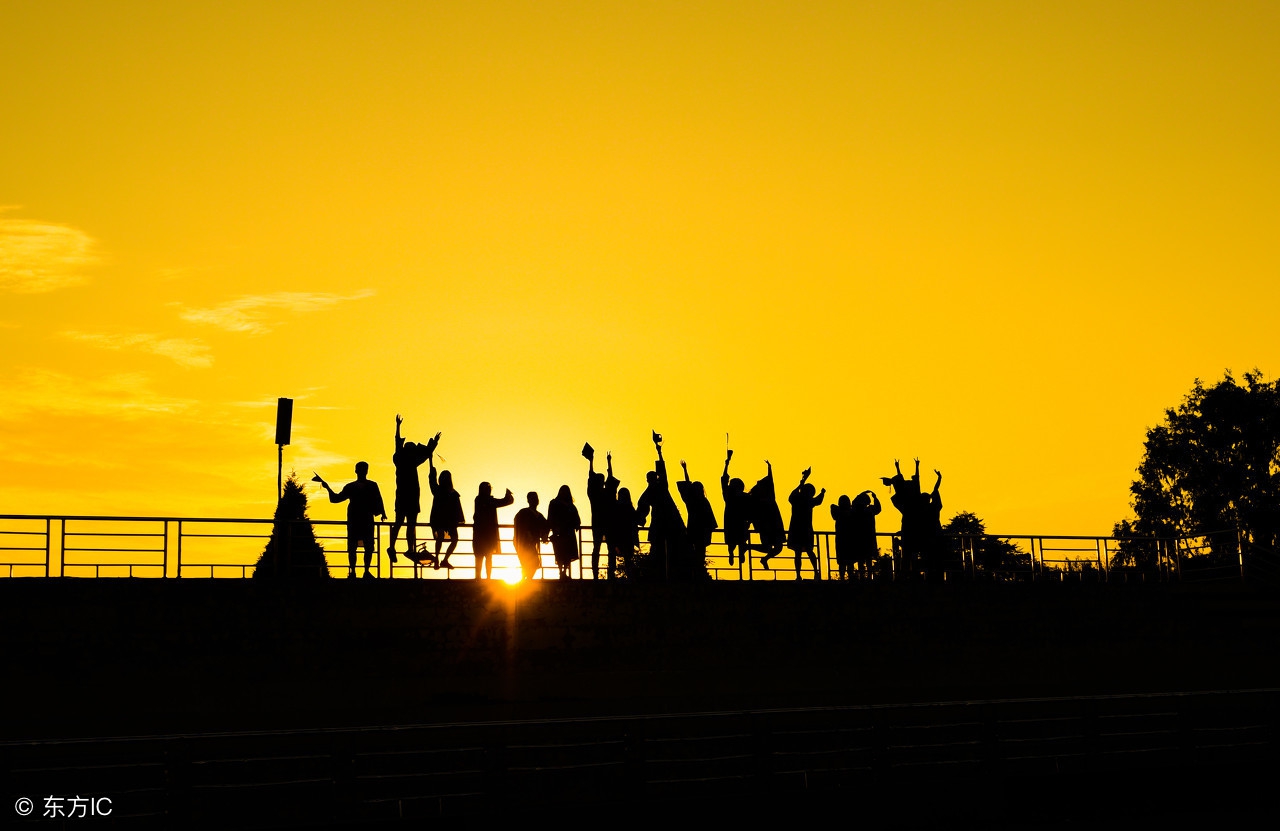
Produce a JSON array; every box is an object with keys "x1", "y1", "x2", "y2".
[
  {"x1": 582, "y1": 442, "x2": 595, "y2": 461},
  {"x1": 652, "y1": 430, "x2": 662, "y2": 445}
]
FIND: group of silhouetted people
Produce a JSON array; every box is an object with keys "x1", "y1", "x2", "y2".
[{"x1": 311, "y1": 417, "x2": 945, "y2": 581}]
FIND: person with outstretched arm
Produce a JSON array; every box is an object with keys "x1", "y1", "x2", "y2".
[
  {"x1": 473, "y1": 482, "x2": 514, "y2": 579},
  {"x1": 388, "y1": 415, "x2": 439, "y2": 565},
  {"x1": 314, "y1": 462, "x2": 386, "y2": 579},
  {"x1": 787, "y1": 467, "x2": 826, "y2": 579},
  {"x1": 428, "y1": 449, "x2": 464, "y2": 569},
  {"x1": 721, "y1": 450, "x2": 752, "y2": 568},
  {"x1": 752, "y1": 460, "x2": 786, "y2": 569},
  {"x1": 678, "y1": 460, "x2": 718, "y2": 568},
  {"x1": 584, "y1": 445, "x2": 619, "y2": 579},
  {"x1": 833, "y1": 490, "x2": 881, "y2": 580}
]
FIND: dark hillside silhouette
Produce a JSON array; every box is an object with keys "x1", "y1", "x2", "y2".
[{"x1": 253, "y1": 473, "x2": 329, "y2": 579}]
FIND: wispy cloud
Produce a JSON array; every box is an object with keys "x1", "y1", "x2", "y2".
[
  {"x1": 61, "y1": 330, "x2": 214, "y2": 368},
  {"x1": 0, "y1": 369, "x2": 195, "y2": 421},
  {"x1": 178, "y1": 290, "x2": 376, "y2": 335},
  {"x1": 0, "y1": 218, "x2": 101, "y2": 293}
]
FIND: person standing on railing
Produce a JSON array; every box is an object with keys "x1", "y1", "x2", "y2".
[
  {"x1": 314, "y1": 462, "x2": 386, "y2": 579},
  {"x1": 833, "y1": 491, "x2": 881, "y2": 580},
  {"x1": 721, "y1": 450, "x2": 752, "y2": 568},
  {"x1": 678, "y1": 460, "x2": 718, "y2": 570},
  {"x1": 428, "y1": 449, "x2": 464, "y2": 570},
  {"x1": 514, "y1": 492, "x2": 550, "y2": 580},
  {"x1": 473, "y1": 482, "x2": 514, "y2": 579},
  {"x1": 636, "y1": 431, "x2": 689, "y2": 579},
  {"x1": 547, "y1": 485, "x2": 582, "y2": 579},
  {"x1": 787, "y1": 468, "x2": 826, "y2": 579},
  {"x1": 388, "y1": 415, "x2": 439, "y2": 566},
  {"x1": 752, "y1": 461, "x2": 786, "y2": 569},
  {"x1": 584, "y1": 445, "x2": 620, "y2": 579},
  {"x1": 609, "y1": 486, "x2": 640, "y2": 577}
]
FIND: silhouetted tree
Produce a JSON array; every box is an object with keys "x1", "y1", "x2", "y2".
[
  {"x1": 253, "y1": 473, "x2": 330, "y2": 578},
  {"x1": 1114, "y1": 371, "x2": 1280, "y2": 566},
  {"x1": 942, "y1": 511, "x2": 1026, "y2": 577}
]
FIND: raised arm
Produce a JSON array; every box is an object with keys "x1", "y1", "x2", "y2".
[
  {"x1": 814, "y1": 488, "x2": 826, "y2": 507},
  {"x1": 933, "y1": 469, "x2": 943, "y2": 494},
  {"x1": 395, "y1": 414, "x2": 404, "y2": 451},
  {"x1": 606, "y1": 452, "x2": 613, "y2": 480},
  {"x1": 498, "y1": 488, "x2": 514, "y2": 508},
  {"x1": 681, "y1": 460, "x2": 691, "y2": 483},
  {"x1": 428, "y1": 456, "x2": 438, "y2": 493},
  {"x1": 870, "y1": 492, "x2": 882, "y2": 514}
]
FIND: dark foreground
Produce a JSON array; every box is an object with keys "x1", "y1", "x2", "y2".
[{"x1": 3, "y1": 580, "x2": 1279, "y2": 827}]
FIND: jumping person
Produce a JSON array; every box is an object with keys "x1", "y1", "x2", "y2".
[
  {"x1": 427, "y1": 449, "x2": 464, "y2": 569},
  {"x1": 721, "y1": 450, "x2": 752, "y2": 568},
  {"x1": 388, "y1": 415, "x2": 438, "y2": 565},
  {"x1": 314, "y1": 462, "x2": 386, "y2": 579},
  {"x1": 678, "y1": 460, "x2": 718, "y2": 569},
  {"x1": 513, "y1": 492, "x2": 550, "y2": 581},
  {"x1": 786, "y1": 467, "x2": 826, "y2": 579},
  {"x1": 473, "y1": 482, "x2": 514, "y2": 579},
  {"x1": 752, "y1": 461, "x2": 786, "y2": 569},
  {"x1": 547, "y1": 485, "x2": 581, "y2": 579},
  {"x1": 883, "y1": 458, "x2": 924, "y2": 579}
]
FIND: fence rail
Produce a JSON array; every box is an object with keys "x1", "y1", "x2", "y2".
[{"x1": 0, "y1": 514, "x2": 1256, "y2": 582}]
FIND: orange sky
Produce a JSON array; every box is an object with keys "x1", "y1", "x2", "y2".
[{"x1": 1, "y1": 1, "x2": 1277, "y2": 534}]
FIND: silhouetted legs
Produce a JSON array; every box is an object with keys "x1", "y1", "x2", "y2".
[
  {"x1": 348, "y1": 533, "x2": 375, "y2": 579},
  {"x1": 388, "y1": 512, "x2": 418, "y2": 565},
  {"x1": 591, "y1": 536, "x2": 604, "y2": 579},
  {"x1": 433, "y1": 528, "x2": 458, "y2": 569}
]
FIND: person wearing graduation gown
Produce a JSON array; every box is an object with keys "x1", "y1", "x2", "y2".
[
  {"x1": 678, "y1": 460, "x2": 718, "y2": 569},
  {"x1": 721, "y1": 450, "x2": 752, "y2": 568},
  {"x1": 752, "y1": 461, "x2": 786, "y2": 569},
  {"x1": 473, "y1": 481, "x2": 514, "y2": 580},
  {"x1": 786, "y1": 467, "x2": 826, "y2": 579},
  {"x1": 547, "y1": 484, "x2": 582, "y2": 579}
]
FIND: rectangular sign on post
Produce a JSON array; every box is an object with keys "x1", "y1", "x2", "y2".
[{"x1": 275, "y1": 398, "x2": 293, "y2": 446}]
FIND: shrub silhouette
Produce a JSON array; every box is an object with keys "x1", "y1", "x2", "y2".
[{"x1": 253, "y1": 473, "x2": 330, "y2": 579}]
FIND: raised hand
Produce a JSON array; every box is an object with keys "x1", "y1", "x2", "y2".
[
  {"x1": 396, "y1": 414, "x2": 403, "y2": 426},
  {"x1": 726, "y1": 448, "x2": 734, "y2": 462},
  {"x1": 801, "y1": 466, "x2": 812, "y2": 480},
  {"x1": 652, "y1": 430, "x2": 662, "y2": 446}
]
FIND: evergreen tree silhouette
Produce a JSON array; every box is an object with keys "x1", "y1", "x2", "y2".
[{"x1": 253, "y1": 473, "x2": 330, "y2": 579}]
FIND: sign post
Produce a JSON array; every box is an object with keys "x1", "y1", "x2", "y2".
[{"x1": 275, "y1": 398, "x2": 293, "y2": 499}]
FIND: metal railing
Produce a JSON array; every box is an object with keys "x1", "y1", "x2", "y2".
[{"x1": 0, "y1": 513, "x2": 1255, "y2": 582}]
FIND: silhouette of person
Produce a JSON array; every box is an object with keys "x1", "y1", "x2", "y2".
[
  {"x1": 635, "y1": 431, "x2": 688, "y2": 580},
  {"x1": 833, "y1": 490, "x2": 881, "y2": 580},
  {"x1": 678, "y1": 460, "x2": 718, "y2": 569},
  {"x1": 883, "y1": 458, "x2": 923, "y2": 580},
  {"x1": 388, "y1": 415, "x2": 439, "y2": 565},
  {"x1": 314, "y1": 462, "x2": 386, "y2": 579},
  {"x1": 473, "y1": 481, "x2": 514, "y2": 580},
  {"x1": 427, "y1": 449, "x2": 464, "y2": 570},
  {"x1": 787, "y1": 468, "x2": 826, "y2": 579},
  {"x1": 721, "y1": 450, "x2": 752, "y2": 568},
  {"x1": 920, "y1": 469, "x2": 944, "y2": 580},
  {"x1": 547, "y1": 485, "x2": 581, "y2": 579},
  {"x1": 513, "y1": 492, "x2": 550, "y2": 580},
  {"x1": 608, "y1": 486, "x2": 640, "y2": 577},
  {"x1": 752, "y1": 461, "x2": 786, "y2": 569},
  {"x1": 585, "y1": 445, "x2": 620, "y2": 579}
]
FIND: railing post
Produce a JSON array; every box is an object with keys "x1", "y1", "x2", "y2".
[
  {"x1": 59, "y1": 518, "x2": 65, "y2": 578},
  {"x1": 163, "y1": 520, "x2": 169, "y2": 579},
  {"x1": 44, "y1": 518, "x2": 51, "y2": 578}
]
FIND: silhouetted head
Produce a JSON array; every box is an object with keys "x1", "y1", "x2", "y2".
[
  {"x1": 729, "y1": 477, "x2": 745, "y2": 495},
  {"x1": 693, "y1": 482, "x2": 705, "y2": 497},
  {"x1": 646, "y1": 471, "x2": 658, "y2": 485},
  {"x1": 527, "y1": 492, "x2": 539, "y2": 508},
  {"x1": 840, "y1": 494, "x2": 854, "y2": 509},
  {"x1": 557, "y1": 484, "x2": 572, "y2": 502},
  {"x1": 851, "y1": 493, "x2": 870, "y2": 509},
  {"x1": 588, "y1": 471, "x2": 604, "y2": 487},
  {"x1": 439, "y1": 470, "x2": 454, "y2": 491},
  {"x1": 478, "y1": 481, "x2": 492, "y2": 497},
  {"x1": 403, "y1": 441, "x2": 417, "y2": 453},
  {"x1": 617, "y1": 487, "x2": 634, "y2": 510},
  {"x1": 801, "y1": 483, "x2": 816, "y2": 498},
  {"x1": 355, "y1": 461, "x2": 369, "y2": 479}
]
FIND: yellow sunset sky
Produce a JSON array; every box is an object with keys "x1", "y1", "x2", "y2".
[{"x1": 1, "y1": 1, "x2": 1277, "y2": 534}]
